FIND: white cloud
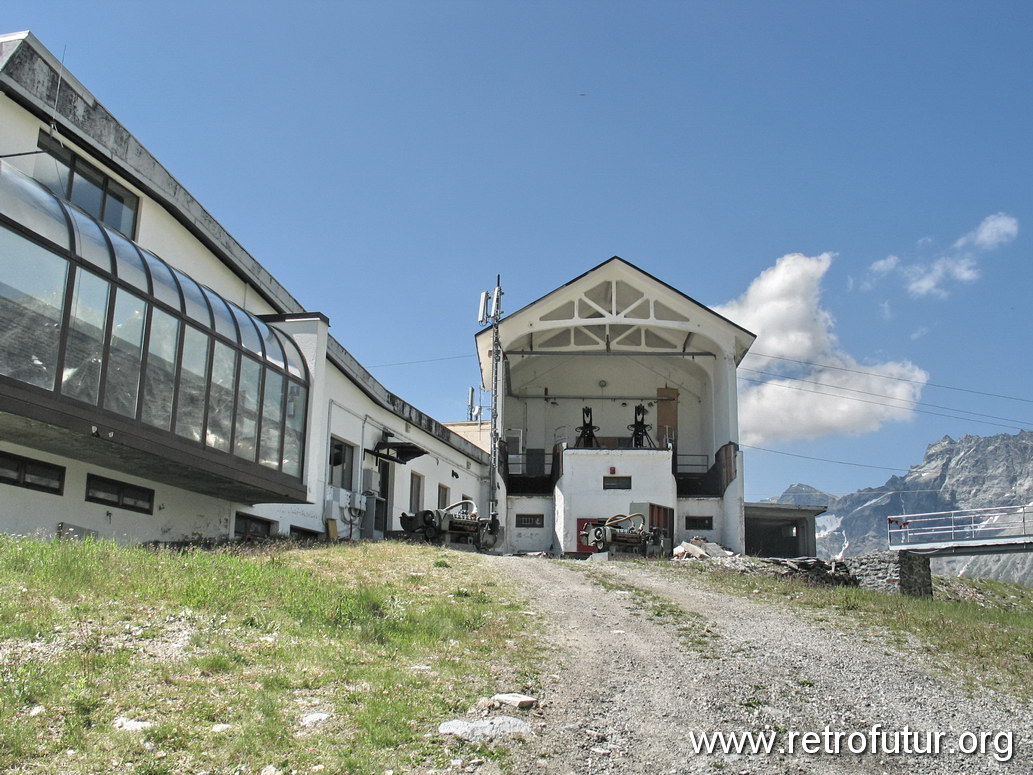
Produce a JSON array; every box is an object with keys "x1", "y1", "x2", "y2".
[
  {"x1": 860, "y1": 255, "x2": 899, "y2": 291},
  {"x1": 954, "y1": 212, "x2": 1019, "y2": 250},
  {"x1": 878, "y1": 300, "x2": 892, "y2": 320},
  {"x1": 910, "y1": 327, "x2": 929, "y2": 340},
  {"x1": 905, "y1": 255, "x2": 979, "y2": 298},
  {"x1": 902, "y1": 213, "x2": 1018, "y2": 298},
  {"x1": 716, "y1": 253, "x2": 928, "y2": 446},
  {"x1": 870, "y1": 255, "x2": 899, "y2": 276}
]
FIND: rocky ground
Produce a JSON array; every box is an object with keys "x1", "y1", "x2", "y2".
[{"x1": 484, "y1": 556, "x2": 1033, "y2": 775}]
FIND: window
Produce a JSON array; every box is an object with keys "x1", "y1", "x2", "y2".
[
  {"x1": 409, "y1": 472, "x2": 424, "y2": 513},
  {"x1": 85, "y1": 474, "x2": 154, "y2": 514},
  {"x1": 0, "y1": 163, "x2": 310, "y2": 481},
  {"x1": 603, "y1": 475, "x2": 632, "y2": 490},
  {"x1": 235, "y1": 513, "x2": 274, "y2": 539},
  {"x1": 684, "y1": 516, "x2": 714, "y2": 531},
  {"x1": 515, "y1": 513, "x2": 545, "y2": 528},
  {"x1": 329, "y1": 438, "x2": 356, "y2": 489},
  {"x1": 289, "y1": 525, "x2": 322, "y2": 540},
  {"x1": 0, "y1": 451, "x2": 64, "y2": 494},
  {"x1": 35, "y1": 132, "x2": 139, "y2": 237},
  {"x1": 437, "y1": 484, "x2": 450, "y2": 509}
]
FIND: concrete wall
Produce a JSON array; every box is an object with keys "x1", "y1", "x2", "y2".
[
  {"x1": 554, "y1": 448, "x2": 677, "y2": 552},
  {"x1": 0, "y1": 440, "x2": 235, "y2": 542},
  {"x1": 505, "y1": 495, "x2": 556, "y2": 553}
]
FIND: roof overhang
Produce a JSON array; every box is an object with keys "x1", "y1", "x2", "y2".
[{"x1": 475, "y1": 257, "x2": 756, "y2": 386}]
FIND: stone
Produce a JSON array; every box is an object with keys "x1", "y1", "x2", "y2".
[
  {"x1": 300, "y1": 712, "x2": 330, "y2": 728},
  {"x1": 211, "y1": 724, "x2": 233, "y2": 733},
  {"x1": 259, "y1": 766, "x2": 281, "y2": 775},
  {"x1": 112, "y1": 717, "x2": 153, "y2": 732},
  {"x1": 28, "y1": 705, "x2": 44, "y2": 717},
  {"x1": 439, "y1": 716, "x2": 534, "y2": 742},
  {"x1": 491, "y1": 692, "x2": 537, "y2": 709}
]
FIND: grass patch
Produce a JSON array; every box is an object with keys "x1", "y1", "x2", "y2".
[
  {"x1": 658, "y1": 559, "x2": 1033, "y2": 698},
  {"x1": 0, "y1": 537, "x2": 541, "y2": 774},
  {"x1": 579, "y1": 566, "x2": 719, "y2": 650}
]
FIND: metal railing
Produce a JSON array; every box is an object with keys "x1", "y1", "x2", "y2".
[{"x1": 887, "y1": 504, "x2": 1033, "y2": 548}]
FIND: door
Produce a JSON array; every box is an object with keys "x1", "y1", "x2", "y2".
[
  {"x1": 656, "y1": 388, "x2": 678, "y2": 446},
  {"x1": 373, "y1": 459, "x2": 391, "y2": 537}
]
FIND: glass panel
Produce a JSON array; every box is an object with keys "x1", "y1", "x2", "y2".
[
  {"x1": 32, "y1": 145, "x2": 72, "y2": 199},
  {"x1": 281, "y1": 382, "x2": 306, "y2": 478},
  {"x1": 225, "y1": 301, "x2": 263, "y2": 356},
  {"x1": 107, "y1": 230, "x2": 150, "y2": 292},
  {"x1": 233, "y1": 356, "x2": 262, "y2": 462},
  {"x1": 86, "y1": 477, "x2": 120, "y2": 504},
  {"x1": 70, "y1": 163, "x2": 105, "y2": 220},
  {"x1": 23, "y1": 461, "x2": 62, "y2": 492},
  {"x1": 102, "y1": 178, "x2": 137, "y2": 237},
  {"x1": 273, "y1": 328, "x2": 306, "y2": 379},
  {"x1": 67, "y1": 205, "x2": 112, "y2": 272},
  {"x1": 0, "y1": 227, "x2": 68, "y2": 390},
  {"x1": 103, "y1": 289, "x2": 147, "y2": 418},
  {"x1": 140, "y1": 251, "x2": 182, "y2": 311},
  {"x1": 172, "y1": 268, "x2": 212, "y2": 327},
  {"x1": 141, "y1": 308, "x2": 180, "y2": 430},
  {"x1": 255, "y1": 319, "x2": 285, "y2": 369},
  {"x1": 202, "y1": 287, "x2": 238, "y2": 341},
  {"x1": 121, "y1": 485, "x2": 152, "y2": 511},
  {"x1": 175, "y1": 326, "x2": 210, "y2": 442},
  {"x1": 0, "y1": 453, "x2": 19, "y2": 482},
  {"x1": 0, "y1": 161, "x2": 71, "y2": 248},
  {"x1": 62, "y1": 269, "x2": 110, "y2": 404},
  {"x1": 258, "y1": 370, "x2": 284, "y2": 469},
  {"x1": 206, "y1": 341, "x2": 237, "y2": 453}
]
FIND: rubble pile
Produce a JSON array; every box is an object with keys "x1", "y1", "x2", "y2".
[
  {"x1": 672, "y1": 538, "x2": 857, "y2": 586},
  {"x1": 760, "y1": 556, "x2": 857, "y2": 586}
]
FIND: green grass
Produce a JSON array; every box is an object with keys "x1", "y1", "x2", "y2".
[
  {"x1": 579, "y1": 566, "x2": 719, "y2": 650},
  {"x1": 657, "y1": 559, "x2": 1033, "y2": 698},
  {"x1": 0, "y1": 537, "x2": 541, "y2": 774}
]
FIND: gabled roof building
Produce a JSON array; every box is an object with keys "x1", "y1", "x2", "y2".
[{"x1": 0, "y1": 30, "x2": 814, "y2": 556}]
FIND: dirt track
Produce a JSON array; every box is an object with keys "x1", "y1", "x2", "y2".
[{"x1": 489, "y1": 556, "x2": 1033, "y2": 775}]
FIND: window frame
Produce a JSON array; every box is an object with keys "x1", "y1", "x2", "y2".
[
  {"x1": 0, "y1": 450, "x2": 65, "y2": 495},
  {"x1": 409, "y1": 471, "x2": 424, "y2": 513},
  {"x1": 329, "y1": 437, "x2": 356, "y2": 490},
  {"x1": 437, "y1": 483, "x2": 450, "y2": 509},
  {"x1": 684, "y1": 516, "x2": 714, "y2": 531},
  {"x1": 85, "y1": 473, "x2": 154, "y2": 514},
  {"x1": 37, "y1": 132, "x2": 140, "y2": 239},
  {"x1": 234, "y1": 512, "x2": 275, "y2": 539},
  {"x1": 514, "y1": 513, "x2": 545, "y2": 529},
  {"x1": 602, "y1": 475, "x2": 632, "y2": 490}
]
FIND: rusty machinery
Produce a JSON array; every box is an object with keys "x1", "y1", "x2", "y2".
[
  {"x1": 400, "y1": 500, "x2": 501, "y2": 551},
  {"x1": 579, "y1": 512, "x2": 665, "y2": 557}
]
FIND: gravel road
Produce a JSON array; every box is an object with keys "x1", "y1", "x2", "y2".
[{"x1": 489, "y1": 556, "x2": 1032, "y2": 775}]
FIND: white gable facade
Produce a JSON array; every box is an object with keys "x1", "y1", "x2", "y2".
[{"x1": 467, "y1": 258, "x2": 756, "y2": 554}]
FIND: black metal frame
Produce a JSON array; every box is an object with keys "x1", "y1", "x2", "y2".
[
  {"x1": 85, "y1": 473, "x2": 154, "y2": 515},
  {"x1": 0, "y1": 449, "x2": 65, "y2": 496},
  {"x1": 36, "y1": 131, "x2": 140, "y2": 240},
  {"x1": 0, "y1": 182, "x2": 311, "y2": 495}
]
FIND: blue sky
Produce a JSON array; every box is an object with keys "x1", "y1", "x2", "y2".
[{"x1": 7, "y1": 1, "x2": 1032, "y2": 501}]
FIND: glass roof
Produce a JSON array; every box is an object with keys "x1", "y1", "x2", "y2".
[{"x1": 0, "y1": 160, "x2": 308, "y2": 381}]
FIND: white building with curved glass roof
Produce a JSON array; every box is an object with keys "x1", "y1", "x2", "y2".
[{"x1": 0, "y1": 30, "x2": 815, "y2": 555}]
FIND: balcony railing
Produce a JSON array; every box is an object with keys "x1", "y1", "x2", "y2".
[{"x1": 887, "y1": 504, "x2": 1033, "y2": 549}]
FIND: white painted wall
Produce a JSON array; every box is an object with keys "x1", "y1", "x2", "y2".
[
  {"x1": 507, "y1": 354, "x2": 712, "y2": 455},
  {"x1": 0, "y1": 440, "x2": 236, "y2": 542},
  {"x1": 505, "y1": 495, "x2": 555, "y2": 553},
  {"x1": 554, "y1": 448, "x2": 677, "y2": 552}
]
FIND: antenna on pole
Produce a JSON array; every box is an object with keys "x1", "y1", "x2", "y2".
[{"x1": 477, "y1": 275, "x2": 504, "y2": 536}]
